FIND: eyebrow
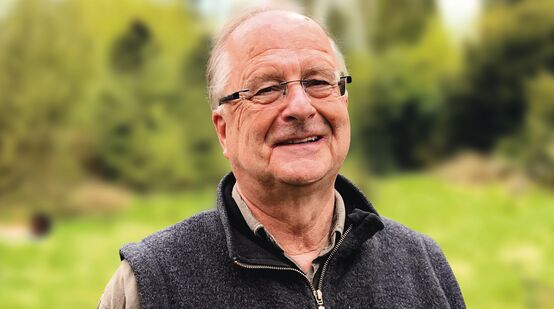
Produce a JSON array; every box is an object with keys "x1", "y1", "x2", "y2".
[
  {"x1": 244, "y1": 65, "x2": 338, "y2": 89},
  {"x1": 301, "y1": 66, "x2": 337, "y2": 80},
  {"x1": 245, "y1": 72, "x2": 283, "y2": 89}
]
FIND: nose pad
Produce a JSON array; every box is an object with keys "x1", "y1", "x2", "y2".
[
  {"x1": 283, "y1": 81, "x2": 308, "y2": 101},
  {"x1": 281, "y1": 82, "x2": 315, "y2": 121}
]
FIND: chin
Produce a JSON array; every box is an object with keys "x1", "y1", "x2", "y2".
[{"x1": 274, "y1": 163, "x2": 333, "y2": 186}]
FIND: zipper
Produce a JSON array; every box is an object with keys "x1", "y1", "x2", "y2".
[
  {"x1": 233, "y1": 259, "x2": 320, "y2": 306},
  {"x1": 316, "y1": 225, "x2": 352, "y2": 292},
  {"x1": 233, "y1": 225, "x2": 353, "y2": 309}
]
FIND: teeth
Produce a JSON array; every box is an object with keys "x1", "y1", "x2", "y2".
[{"x1": 285, "y1": 136, "x2": 319, "y2": 144}]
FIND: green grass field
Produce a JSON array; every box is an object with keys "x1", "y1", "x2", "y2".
[
  {"x1": 372, "y1": 174, "x2": 554, "y2": 309},
  {"x1": 1, "y1": 174, "x2": 553, "y2": 308}
]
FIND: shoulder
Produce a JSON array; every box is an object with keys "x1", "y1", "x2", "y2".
[
  {"x1": 371, "y1": 217, "x2": 460, "y2": 282},
  {"x1": 374, "y1": 217, "x2": 465, "y2": 307},
  {"x1": 119, "y1": 208, "x2": 224, "y2": 263},
  {"x1": 364, "y1": 216, "x2": 449, "y2": 267},
  {"x1": 376, "y1": 216, "x2": 436, "y2": 247},
  {"x1": 127, "y1": 209, "x2": 220, "y2": 247},
  {"x1": 150, "y1": 208, "x2": 221, "y2": 239},
  {"x1": 116, "y1": 209, "x2": 228, "y2": 308},
  {"x1": 378, "y1": 217, "x2": 457, "y2": 274}
]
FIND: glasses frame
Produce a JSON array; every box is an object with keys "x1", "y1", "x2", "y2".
[{"x1": 218, "y1": 75, "x2": 352, "y2": 106}]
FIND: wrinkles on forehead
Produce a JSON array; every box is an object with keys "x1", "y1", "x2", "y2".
[
  {"x1": 241, "y1": 54, "x2": 338, "y2": 90},
  {"x1": 225, "y1": 11, "x2": 337, "y2": 92},
  {"x1": 230, "y1": 25, "x2": 332, "y2": 62}
]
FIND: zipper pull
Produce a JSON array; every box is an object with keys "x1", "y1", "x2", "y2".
[{"x1": 313, "y1": 289, "x2": 325, "y2": 309}]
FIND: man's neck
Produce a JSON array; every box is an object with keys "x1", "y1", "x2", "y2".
[{"x1": 235, "y1": 179, "x2": 336, "y2": 273}]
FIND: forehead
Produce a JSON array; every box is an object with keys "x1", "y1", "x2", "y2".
[{"x1": 226, "y1": 11, "x2": 337, "y2": 81}]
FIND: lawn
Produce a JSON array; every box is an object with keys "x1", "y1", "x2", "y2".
[
  {"x1": 371, "y1": 174, "x2": 554, "y2": 309},
  {"x1": 1, "y1": 174, "x2": 553, "y2": 308},
  {"x1": 0, "y1": 191, "x2": 214, "y2": 308}
]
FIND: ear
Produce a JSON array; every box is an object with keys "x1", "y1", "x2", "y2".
[{"x1": 212, "y1": 109, "x2": 229, "y2": 159}]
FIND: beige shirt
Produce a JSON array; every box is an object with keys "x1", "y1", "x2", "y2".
[
  {"x1": 97, "y1": 260, "x2": 139, "y2": 309},
  {"x1": 232, "y1": 185, "x2": 345, "y2": 284},
  {"x1": 97, "y1": 186, "x2": 346, "y2": 309}
]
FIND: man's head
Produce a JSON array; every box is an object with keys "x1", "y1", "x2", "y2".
[{"x1": 209, "y1": 9, "x2": 351, "y2": 189}]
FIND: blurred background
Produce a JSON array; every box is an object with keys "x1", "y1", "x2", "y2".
[{"x1": 0, "y1": 0, "x2": 553, "y2": 308}]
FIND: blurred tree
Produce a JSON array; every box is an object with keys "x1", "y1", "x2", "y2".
[
  {"x1": 369, "y1": 0, "x2": 436, "y2": 51},
  {"x1": 179, "y1": 35, "x2": 229, "y2": 185},
  {"x1": 443, "y1": 0, "x2": 554, "y2": 152},
  {"x1": 353, "y1": 17, "x2": 461, "y2": 172},
  {"x1": 325, "y1": 7, "x2": 348, "y2": 45},
  {"x1": 110, "y1": 20, "x2": 153, "y2": 73},
  {"x1": 520, "y1": 73, "x2": 554, "y2": 185},
  {"x1": 0, "y1": 0, "x2": 91, "y2": 214},
  {"x1": 313, "y1": 0, "x2": 451, "y2": 172},
  {"x1": 500, "y1": 72, "x2": 554, "y2": 185},
  {"x1": 484, "y1": 0, "x2": 526, "y2": 7},
  {"x1": 0, "y1": 0, "x2": 231, "y2": 217},
  {"x1": 87, "y1": 11, "x2": 226, "y2": 191}
]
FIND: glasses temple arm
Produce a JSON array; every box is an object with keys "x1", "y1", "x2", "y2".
[{"x1": 219, "y1": 89, "x2": 249, "y2": 105}]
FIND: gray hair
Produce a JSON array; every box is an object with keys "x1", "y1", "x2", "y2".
[{"x1": 206, "y1": 7, "x2": 348, "y2": 111}]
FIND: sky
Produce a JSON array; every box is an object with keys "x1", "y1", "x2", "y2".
[{"x1": 437, "y1": 0, "x2": 482, "y2": 41}]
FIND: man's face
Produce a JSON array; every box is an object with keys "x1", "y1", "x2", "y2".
[{"x1": 213, "y1": 11, "x2": 350, "y2": 187}]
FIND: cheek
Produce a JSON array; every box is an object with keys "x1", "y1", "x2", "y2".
[
  {"x1": 319, "y1": 102, "x2": 350, "y2": 156},
  {"x1": 339, "y1": 111, "x2": 351, "y2": 149},
  {"x1": 230, "y1": 107, "x2": 274, "y2": 152},
  {"x1": 320, "y1": 101, "x2": 350, "y2": 133}
]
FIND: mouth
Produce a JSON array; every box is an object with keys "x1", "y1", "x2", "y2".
[{"x1": 274, "y1": 136, "x2": 323, "y2": 147}]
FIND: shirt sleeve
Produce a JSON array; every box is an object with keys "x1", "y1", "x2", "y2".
[{"x1": 97, "y1": 260, "x2": 141, "y2": 309}]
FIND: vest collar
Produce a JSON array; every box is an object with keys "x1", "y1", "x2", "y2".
[{"x1": 216, "y1": 172, "x2": 384, "y2": 267}]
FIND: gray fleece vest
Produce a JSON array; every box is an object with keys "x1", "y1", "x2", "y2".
[{"x1": 120, "y1": 173, "x2": 465, "y2": 308}]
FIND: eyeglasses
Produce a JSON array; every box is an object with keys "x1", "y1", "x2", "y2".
[{"x1": 218, "y1": 75, "x2": 352, "y2": 107}]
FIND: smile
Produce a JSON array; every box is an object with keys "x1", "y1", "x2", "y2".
[{"x1": 275, "y1": 136, "x2": 323, "y2": 146}]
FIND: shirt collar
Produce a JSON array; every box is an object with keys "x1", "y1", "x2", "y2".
[{"x1": 231, "y1": 184, "x2": 345, "y2": 254}]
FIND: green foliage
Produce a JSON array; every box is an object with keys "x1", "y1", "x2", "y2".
[
  {"x1": 522, "y1": 73, "x2": 554, "y2": 184},
  {"x1": 370, "y1": 0, "x2": 436, "y2": 51},
  {"x1": 444, "y1": 0, "x2": 554, "y2": 151},
  {"x1": 354, "y1": 17, "x2": 461, "y2": 171},
  {"x1": 0, "y1": 0, "x2": 228, "y2": 204},
  {"x1": 500, "y1": 72, "x2": 554, "y2": 185},
  {"x1": 75, "y1": 0, "x2": 228, "y2": 191},
  {"x1": 2, "y1": 0, "x2": 554, "y2": 207},
  {"x1": 348, "y1": 0, "x2": 554, "y2": 179},
  {"x1": 0, "y1": 0, "x2": 91, "y2": 213},
  {"x1": 85, "y1": 20, "x2": 225, "y2": 190},
  {"x1": 325, "y1": 7, "x2": 349, "y2": 44}
]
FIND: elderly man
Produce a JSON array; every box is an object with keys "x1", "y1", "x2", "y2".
[{"x1": 98, "y1": 8, "x2": 465, "y2": 309}]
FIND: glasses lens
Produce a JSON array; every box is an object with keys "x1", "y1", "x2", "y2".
[
  {"x1": 248, "y1": 84, "x2": 283, "y2": 105},
  {"x1": 243, "y1": 75, "x2": 349, "y2": 107},
  {"x1": 339, "y1": 79, "x2": 346, "y2": 95},
  {"x1": 303, "y1": 79, "x2": 336, "y2": 99},
  {"x1": 338, "y1": 76, "x2": 352, "y2": 95}
]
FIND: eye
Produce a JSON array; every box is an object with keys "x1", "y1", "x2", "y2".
[
  {"x1": 303, "y1": 79, "x2": 336, "y2": 99},
  {"x1": 253, "y1": 84, "x2": 282, "y2": 97},
  {"x1": 303, "y1": 79, "x2": 331, "y2": 89}
]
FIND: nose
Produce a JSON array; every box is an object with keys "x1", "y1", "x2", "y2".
[{"x1": 280, "y1": 82, "x2": 316, "y2": 122}]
